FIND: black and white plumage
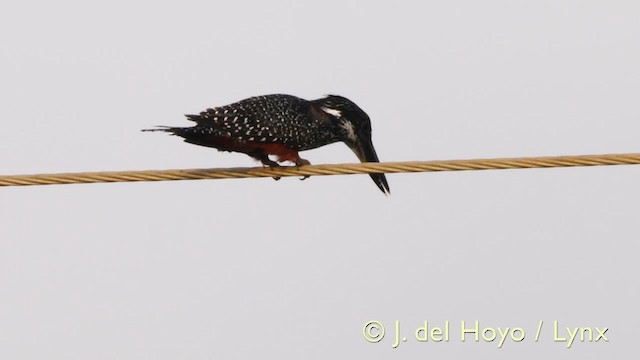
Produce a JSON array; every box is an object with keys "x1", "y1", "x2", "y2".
[{"x1": 143, "y1": 94, "x2": 390, "y2": 194}]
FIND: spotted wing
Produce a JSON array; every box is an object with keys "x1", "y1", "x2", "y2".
[{"x1": 186, "y1": 94, "x2": 334, "y2": 150}]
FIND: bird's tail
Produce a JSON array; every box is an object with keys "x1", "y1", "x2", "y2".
[
  {"x1": 141, "y1": 126, "x2": 176, "y2": 133},
  {"x1": 141, "y1": 126, "x2": 194, "y2": 137},
  {"x1": 141, "y1": 126, "x2": 204, "y2": 140}
]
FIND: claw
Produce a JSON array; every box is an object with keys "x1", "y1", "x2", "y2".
[
  {"x1": 256, "y1": 155, "x2": 282, "y2": 181},
  {"x1": 269, "y1": 165, "x2": 281, "y2": 181},
  {"x1": 295, "y1": 158, "x2": 311, "y2": 180}
]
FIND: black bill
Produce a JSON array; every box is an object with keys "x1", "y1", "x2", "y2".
[{"x1": 350, "y1": 139, "x2": 390, "y2": 195}]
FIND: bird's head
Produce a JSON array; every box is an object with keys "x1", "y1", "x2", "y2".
[{"x1": 314, "y1": 95, "x2": 390, "y2": 194}]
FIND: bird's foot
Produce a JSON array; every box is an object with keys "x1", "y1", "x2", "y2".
[
  {"x1": 295, "y1": 158, "x2": 311, "y2": 181},
  {"x1": 261, "y1": 159, "x2": 282, "y2": 181}
]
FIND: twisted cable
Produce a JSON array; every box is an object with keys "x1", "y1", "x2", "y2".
[{"x1": 1, "y1": 153, "x2": 639, "y2": 187}]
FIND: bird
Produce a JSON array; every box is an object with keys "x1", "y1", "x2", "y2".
[{"x1": 143, "y1": 94, "x2": 389, "y2": 194}]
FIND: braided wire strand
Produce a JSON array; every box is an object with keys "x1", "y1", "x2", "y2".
[{"x1": 1, "y1": 153, "x2": 639, "y2": 187}]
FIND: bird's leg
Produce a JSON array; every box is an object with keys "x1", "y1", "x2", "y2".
[
  {"x1": 295, "y1": 158, "x2": 311, "y2": 181},
  {"x1": 253, "y1": 152, "x2": 282, "y2": 180}
]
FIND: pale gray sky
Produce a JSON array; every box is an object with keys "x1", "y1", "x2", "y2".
[{"x1": 1, "y1": 1, "x2": 639, "y2": 359}]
